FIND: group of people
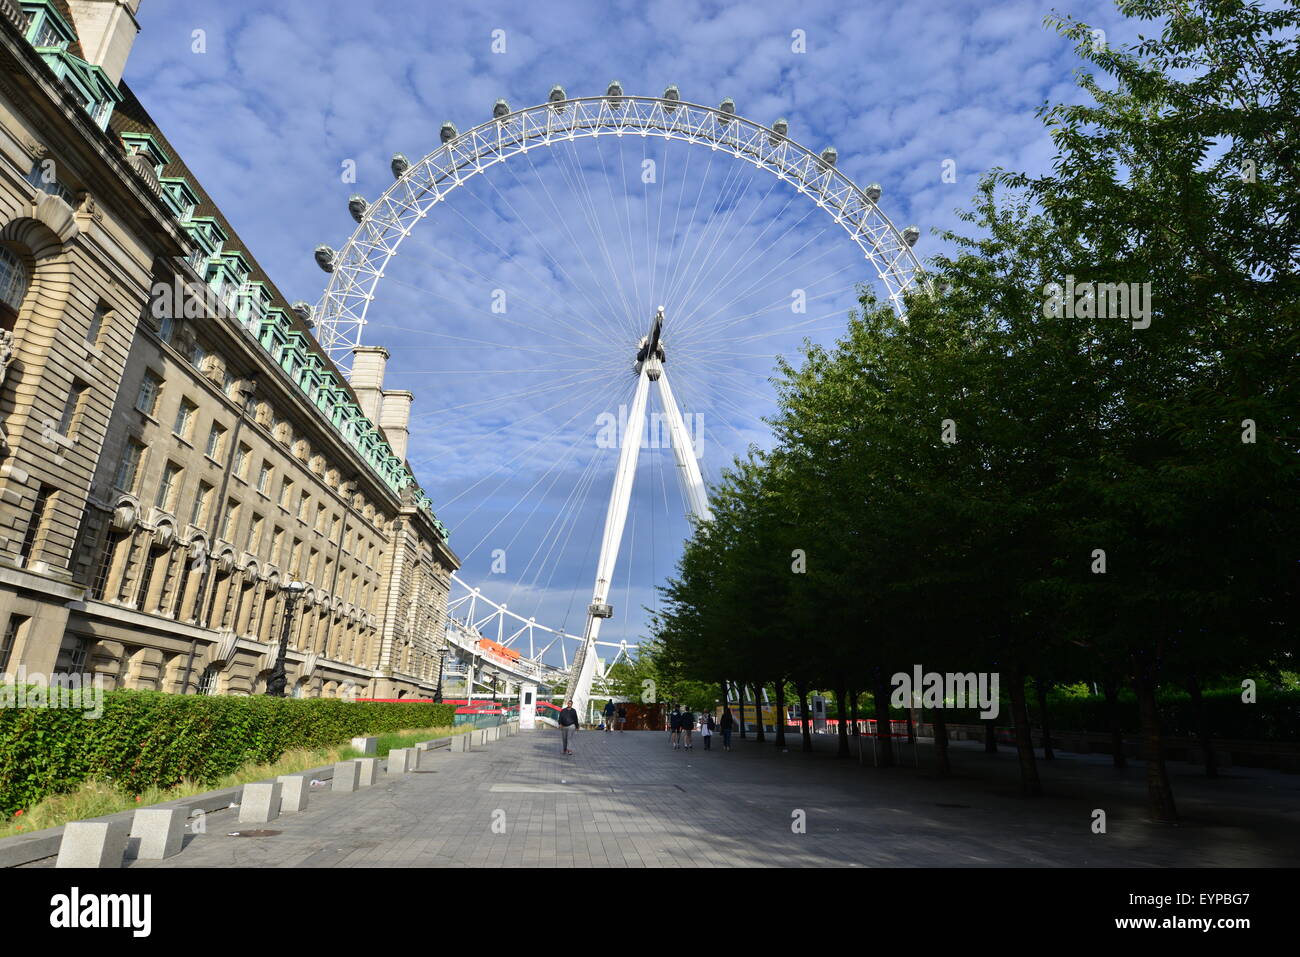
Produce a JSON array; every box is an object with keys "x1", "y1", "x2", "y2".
[
  {"x1": 668, "y1": 705, "x2": 735, "y2": 751},
  {"x1": 554, "y1": 699, "x2": 738, "y2": 755}
]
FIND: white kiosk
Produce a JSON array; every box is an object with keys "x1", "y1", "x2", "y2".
[{"x1": 519, "y1": 683, "x2": 537, "y2": 730}]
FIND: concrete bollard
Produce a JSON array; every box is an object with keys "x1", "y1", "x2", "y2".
[
  {"x1": 356, "y1": 757, "x2": 379, "y2": 786},
  {"x1": 333, "y1": 760, "x2": 361, "y2": 792},
  {"x1": 386, "y1": 748, "x2": 411, "y2": 775},
  {"x1": 451, "y1": 732, "x2": 471, "y2": 752},
  {"x1": 276, "y1": 774, "x2": 310, "y2": 813},
  {"x1": 56, "y1": 821, "x2": 130, "y2": 868},
  {"x1": 239, "y1": 782, "x2": 282, "y2": 824},
  {"x1": 129, "y1": 808, "x2": 187, "y2": 860},
  {"x1": 350, "y1": 736, "x2": 378, "y2": 755}
]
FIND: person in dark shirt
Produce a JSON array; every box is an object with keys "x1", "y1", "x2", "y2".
[
  {"x1": 720, "y1": 706, "x2": 735, "y2": 751},
  {"x1": 558, "y1": 699, "x2": 580, "y2": 754},
  {"x1": 669, "y1": 707, "x2": 682, "y2": 749},
  {"x1": 616, "y1": 704, "x2": 627, "y2": 731},
  {"x1": 679, "y1": 708, "x2": 695, "y2": 750},
  {"x1": 603, "y1": 699, "x2": 616, "y2": 732}
]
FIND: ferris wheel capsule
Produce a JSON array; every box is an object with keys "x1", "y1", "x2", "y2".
[
  {"x1": 662, "y1": 84, "x2": 680, "y2": 110},
  {"x1": 769, "y1": 117, "x2": 789, "y2": 145},
  {"x1": 290, "y1": 301, "x2": 314, "y2": 327},
  {"x1": 606, "y1": 80, "x2": 624, "y2": 105},
  {"x1": 347, "y1": 194, "x2": 368, "y2": 223},
  {"x1": 492, "y1": 98, "x2": 510, "y2": 119},
  {"x1": 549, "y1": 85, "x2": 567, "y2": 110},
  {"x1": 719, "y1": 97, "x2": 736, "y2": 124},
  {"x1": 314, "y1": 245, "x2": 336, "y2": 273},
  {"x1": 390, "y1": 153, "x2": 410, "y2": 178},
  {"x1": 820, "y1": 146, "x2": 838, "y2": 168},
  {"x1": 865, "y1": 182, "x2": 882, "y2": 202},
  {"x1": 902, "y1": 225, "x2": 921, "y2": 246},
  {"x1": 440, "y1": 121, "x2": 458, "y2": 144}
]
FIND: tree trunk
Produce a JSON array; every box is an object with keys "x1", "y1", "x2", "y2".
[
  {"x1": 1103, "y1": 676, "x2": 1126, "y2": 768},
  {"x1": 1135, "y1": 660, "x2": 1177, "y2": 822},
  {"x1": 983, "y1": 718, "x2": 998, "y2": 753},
  {"x1": 1008, "y1": 668, "x2": 1042, "y2": 796},
  {"x1": 737, "y1": 681, "x2": 748, "y2": 739},
  {"x1": 872, "y1": 667, "x2": 895, "y2": 768},
  {"x1": 836, "y1": 684, "x2": 850, "y2": 758},
  {"x1": 751, "y1": 682, "x2": 766, "y2": 743},
  {"x1": 775, "y1": 678, "x2": 788, "y2": 748},
  {"x1": 1036, "y1": 677, "x2": 1055, "y2": 760},
  {"x1": 796, "y1": 681, "x2": 812, "y2": 752},
  {"x1": 1187, "y1": 674, "x2": 1218, "y2": 778},
  {"x1": 849, "y1": 687, "x2": 859, "y2": 738},
  {"x1": 934, "y1": 713, "x2": 950, "y2": 777}
]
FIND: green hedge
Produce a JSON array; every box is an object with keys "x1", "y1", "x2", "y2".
[{"x1": 0, "y1": 689, "x2": 457, "y2": 816}]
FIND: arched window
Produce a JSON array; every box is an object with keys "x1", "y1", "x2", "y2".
[{"x1": 0, "y1": 246, "x2": 28, "y2": 327}]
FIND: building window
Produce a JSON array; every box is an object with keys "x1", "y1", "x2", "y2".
[
  {"x1": 247, "y1": 514, "x2": 263, "y2": 553},
  {"x1": 279, "y1": 478, "x2": 293, "y2": 509},
  {"x1": 57, "y1": 380, "x2": 88, "y2": 435},
  {"x1": 0, "y1": 247, "x2": 28, "y2": 314},
  {"x1": 173, "y1": 399, "x2": 197, "y2": 440},
  {"x1": 272, "y1": 526, "x2": 284, "y2": 563},
  {"x1": 135, "y1": 371, "x2": 163, "y2": 417},
  {"x1": 222, "y1": 370, "x2": 238, "y2": 397},
  {"x1": 90, "y1": 534, "x2": 122, "y2": 600},
  {"x1": 85, "y1": 302, "x2": 108, "y2": 345},
  {"x1": 234, "y1": 443, "x2": 251, "y2": 480},
  {"x1": 61, "y1": 637, "x2": 92, "y2": 673},
  {"x1": 197, "y1": 664, "x2": 219, "y2": 695},
  {"x1": 257, "y1": 462, "x2": 272, "y2": 494},
  {"x1": 205, "y1": 423, "x2": 226, "y2": 460},
  {"x1": 222, "y1": 500, "x2": 239, "y2": 542},
  {"x1": 0, "y1": 615, "x2": 28, "y2": 674},
  {"x1": 191, "y1": 482, "x2": 213, "y2": 527},
  {"x1": 297, "y1": 491, "x2": 309, "y2": 521},
  {"x1": 115, "y1": 440, "x2": 145, "y2": 493},
  {"x1": 189, "y1": 340, "x2": 206, "y2": 369},
  {"x1": 18, "y1": 485, "x2": 53, "y2": 566},
  {"x1": 156, "y1": 462, "x2": 182, "y2": 511}
]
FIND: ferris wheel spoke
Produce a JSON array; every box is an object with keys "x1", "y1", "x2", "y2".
[
  {"x1": 664, "y1": 156, "x2": 778, "y2": 318},
  {"x1": 660, "y1": 147, "x2": 757, "y2": 313},
  {"x1": 435, "y1": 366, "x2": 632, "y2": 510},
  {"x1": 543, "y1": 140, "x2": 644, "y2": 339},
  {"x1": 418, "y1": 194, "x2": 631, "y2": 350}
]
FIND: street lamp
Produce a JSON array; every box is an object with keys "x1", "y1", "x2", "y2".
[
  {"x1": 265, "y1": 580, "x2": 305, "y2": 697},
  {"x1": 433, "y1": 648, "x2": 445, "y2": 703}
]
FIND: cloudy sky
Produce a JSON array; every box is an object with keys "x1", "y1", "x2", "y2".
[{"x1": 124, "y1": 0, "x2": 1136, "y2": 664}]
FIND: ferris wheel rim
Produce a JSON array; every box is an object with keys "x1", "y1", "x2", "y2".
[{"x1": 314, "y1": 93, "x2": 931, "y2": 371}]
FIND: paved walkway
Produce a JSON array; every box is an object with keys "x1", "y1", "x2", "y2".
[{"x1": 76, "y1": 728, "x2": 1300, "y2": 867}]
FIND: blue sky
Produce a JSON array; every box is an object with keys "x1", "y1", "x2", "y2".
[{"x1": 124, "y1": 0, "x2": 1137, "y2": 663}]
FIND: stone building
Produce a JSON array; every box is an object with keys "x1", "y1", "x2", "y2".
[{"x1": 0, "y1": 0, "x2": 459, "y2": 698}]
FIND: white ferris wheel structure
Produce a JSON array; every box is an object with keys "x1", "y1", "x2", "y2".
[{"x1": 312, "y1": 87, "x2": 930, "y2": 717}]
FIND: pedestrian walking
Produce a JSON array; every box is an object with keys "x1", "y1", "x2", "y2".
[
  {"x1": 669, "y1": 706, "x2": 682, "y2": 749},
  {"x1": 603, "y1": 699, "x2": 616, "y2": 732},
  {"x1": 616, "y1": 704, "x2": 627, "y2": 731},
  {"x1": 558, "y1": 698, "x2": 580, "y2": 754},
  {"x1": 720, "y1": 705, "x2": 735, "y2": 751},
  {"x1": 679, "y1": 707, "x2": 695, "y2": 750},
  {"x1": 701, "y1": 710, "x2": 715, "y2": 749}
]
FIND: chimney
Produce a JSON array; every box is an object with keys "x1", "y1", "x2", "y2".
[
  {"x1": 65, "y1": 1, "x2": 142, "y2": 87},
  {"x1": 379, "y1": 390, "x2": 413, "y2": 462},
  {"x1": 349, "y1": 345, "x2": 388, "y2": 426}
]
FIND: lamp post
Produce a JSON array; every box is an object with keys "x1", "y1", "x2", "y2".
[
  {"x1": 265, "y1": 580, "x2": 305, "y2": 697},
  {"x1": 433, "y1": 648, "x2": 445, "y2": 703}
]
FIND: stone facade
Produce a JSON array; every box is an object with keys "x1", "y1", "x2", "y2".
[{"x1": 0, "y1": 1, "x2": 458, "y2": 698}]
